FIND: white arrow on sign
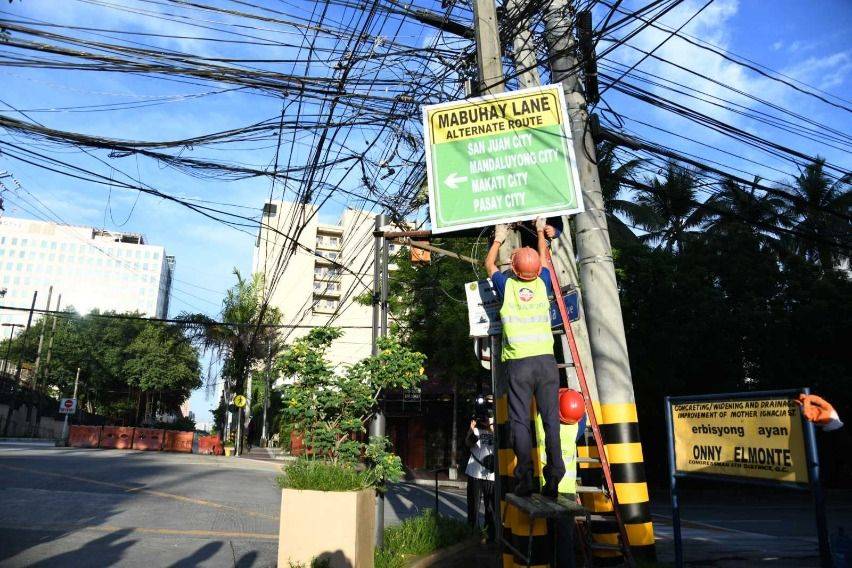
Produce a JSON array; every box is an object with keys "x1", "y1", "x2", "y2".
[{"x1": 444, "y1": 172, "x2": 468, "y2": 190}]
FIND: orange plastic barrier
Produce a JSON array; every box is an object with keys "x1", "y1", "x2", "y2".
[
  {"x1": 68, "y1": 425, "x2": 101, "y2": 448},
  {"x1": 133, "y1": 428, "x2": 164, "y2": 451},
  {"x1": 163, "y1": 430, "x2": 194, "y2": 453},
  {"x1": 197, "y1": 434, "x2": 224, "y2": 455},
  {"x1": 99, "y1": 426, "x2": 135, "y2": 449}
]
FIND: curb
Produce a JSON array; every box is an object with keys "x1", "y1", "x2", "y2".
[
  {"x1": 0, "y1": 438, "x2": 59, "y2": 445},
  {"x1": 407, "y1": 478, "x2": 467, "y2": 490},
  {"x1": 407, "y1": 536, "x2": 483, "y2": 568}
]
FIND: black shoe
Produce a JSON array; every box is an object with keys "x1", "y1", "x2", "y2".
[
  {"x1": 514, "y1": 484, "x2": 534, "y2": 498},
  {"x1": 542, "y1": 484, "x2": 558, "y2": 501}
]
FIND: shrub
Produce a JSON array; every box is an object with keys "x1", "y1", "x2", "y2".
[
  {"x1": 375, "y1": 509, "x2": 479, "y2": 568},
  {"x1": 277, "y1": 458, "x2": 368, "y2": 492}
]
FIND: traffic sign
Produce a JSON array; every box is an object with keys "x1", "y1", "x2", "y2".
[
  {"x1": 233, "y1": 395, "x2": 247, "y2": 408},
  {"x1": 59, "y1": 398, "x2": 77, "y2": 415},
  {"x1": 423, "y1": 84, "x2": 584, "y2": 233}
]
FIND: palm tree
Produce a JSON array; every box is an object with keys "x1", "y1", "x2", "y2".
[
  {"x1": 178, "y1": 270, "x2": 282, "y2": 437},
  {"x1": 781, "y1": 159, "x2": 851, "y2": 270},
  {"x1": 703, "y1": 177, "x2": 787, "y2": 252},
  {"x1": 633, "y1": 161, "x2": 707, "y2": 252},
  {"x1": 596, "y1": 140, "x2": 644, "y2": 247}
]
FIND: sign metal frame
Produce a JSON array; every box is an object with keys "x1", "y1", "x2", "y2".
[
  {"x1": 423, "y1": 84, "x2": 584, "y2": 233},
  {"x1": 664, "y1": 388, "x2": 830, "y2": 567}
]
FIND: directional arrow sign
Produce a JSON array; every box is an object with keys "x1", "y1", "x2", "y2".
[
  {"x1": 444, "y1": 172, "x2": 468, "y2": 190},
  {"x1": 423, "y1": 84, "x2": 584, "y2": 233}
]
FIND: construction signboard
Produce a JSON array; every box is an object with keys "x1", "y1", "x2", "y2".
[
  {"x1": 665, "y1": 389, "x2": 829, "y2": 567},
  {"x1": 423, "y1": 84, "x2": 584, "y2": 233},
  {"x1": 668, "y1": 392, "x2": 809, "y2": 485}
]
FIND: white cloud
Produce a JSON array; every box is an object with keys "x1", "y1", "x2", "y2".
[
  {"x1": 784, "y1": 51, "x2": 852, "y2": 90},
  {"x1": 772, "y1": 41, "x2": 784, "y2": 51}
]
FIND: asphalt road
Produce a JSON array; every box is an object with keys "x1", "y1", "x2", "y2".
[
  {"x1": 0, "y1": 444, "x2": 471, "y2": 567},
  {"x1": 2, "y1": 444, "x2": 849, "y2": 567}
]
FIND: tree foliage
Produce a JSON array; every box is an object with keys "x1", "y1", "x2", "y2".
[
  {"x1": 1, "y1": 310, "x2": 201, "y2": 423},
  {"x1": 276, "y1": 327, "x2": 425, "y2": 488},
  {"x1": 178, "y1": 269, "x2": 282, "y2": 433}
]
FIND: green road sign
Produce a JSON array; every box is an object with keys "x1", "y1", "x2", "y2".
[{"x1": 423, "y1": 84, "x2": 584, "y2": 233}]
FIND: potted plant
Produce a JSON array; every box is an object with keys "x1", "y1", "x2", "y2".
[{"x1": 275, "y1": 328, "x2": 425, "y2": 568}]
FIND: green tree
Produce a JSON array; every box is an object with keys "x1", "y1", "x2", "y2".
[
  {"x1": 178, "y1": 269, "x2": 282, "y2": 435},
  {"x1": 634, "y1": 161, "x2": 707, "y2": 252},
  {"x1": 277, "y1": 328, "x2": 425, "y2": 489},
  {"x1": 596, "y1": 139, "x2": 643, "y2": 247},
  {"x1": 1, "y1": 310, "x2": 201, "y2": 424},
  {"x1": 781, "y1": 158, "x2": 851, "y2": 269}
]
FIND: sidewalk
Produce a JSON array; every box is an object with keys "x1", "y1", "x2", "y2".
[{"x1": 428, "y1": 517, "x2": 822, "y2": 567}]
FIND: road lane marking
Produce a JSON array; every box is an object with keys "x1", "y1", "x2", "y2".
[
  {"x1": 0, "y1": 523, "x2": 278, "y2": 540},
  {"x1": 0, "y1": 463, "x2": 279, "y2": 521}
]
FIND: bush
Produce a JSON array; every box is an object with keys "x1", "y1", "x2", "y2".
[
  {"x1": 277, "y1": 458, "x2": 369, "y2": 492},
  {"x1": 375, "y1": 509, "x2": 479, "y2": 568}
]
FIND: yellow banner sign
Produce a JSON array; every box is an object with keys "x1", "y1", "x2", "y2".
[
  {"x1": 671, "y1": 397, "x2": 808, "y2": 484},
  {"x1": 427, "y1": 87, "x2": 564, "y2": 144}
]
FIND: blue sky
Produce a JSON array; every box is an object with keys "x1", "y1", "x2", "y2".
[{"x1": 0, "y1": 0, "x2": 849, "y2": 425}]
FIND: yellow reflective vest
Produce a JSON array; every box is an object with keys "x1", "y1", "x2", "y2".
[{"x1": 499, "y1": 276, "x2": 553, "y2": 361}]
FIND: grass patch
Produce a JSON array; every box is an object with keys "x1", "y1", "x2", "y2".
[
  {"x1": 375, "y1": 509, "x2": 479, "y2": 568},
  {"x1": 277, "y1": 459, "x2": 369, "y2": 492}
]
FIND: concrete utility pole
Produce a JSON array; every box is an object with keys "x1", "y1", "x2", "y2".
[
  {"x1": 370, "y1": 213, "x2": 388, "y2": 548},
  {"x1": 1, "y1": 323, "x2": 23, "y2": 377},
  {"x1": 261, "y1": 337, "x2": 272, "y2": 445},
  {"x1": 32, "y1": 285, "x2": 52, "y2": 390},
  {"x1": 505, "y1": 0, "x2": 599, "y2": 401},
  {"x1": 471, "y1": 0, "x2": 523, "y2": 270},
  {"x1": 545, "y1": 0, "x2": 655, "y2": 557},
  {"x1": 42, "y1": 294, "x2": 62, "y2": 390},
  {"x1": 60, "y1": 367, "x2": 80, "y2": 442}
]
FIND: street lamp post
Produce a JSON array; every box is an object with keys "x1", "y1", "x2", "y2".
[{"x1": 1, "y1": 323, "x2": 24, "y2": 377}]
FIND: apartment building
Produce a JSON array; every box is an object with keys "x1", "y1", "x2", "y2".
[{"x1": 253, "y1": 201, "x2": 400, "y2": 368}]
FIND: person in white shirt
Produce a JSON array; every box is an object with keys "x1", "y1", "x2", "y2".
[{"x1": 466, "y1": 409, "x2": 495, "y2": 541}]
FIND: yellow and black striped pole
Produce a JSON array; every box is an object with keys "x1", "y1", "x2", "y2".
[{"x1": 577, "y1": 402, "x2": 655, "y2": 562}]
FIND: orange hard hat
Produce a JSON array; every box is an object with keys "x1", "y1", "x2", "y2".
[
  {"x1": 511, "y1": 247, "x2": 541, "y2": 281},
  {"x1": 559, "y1": 388, "x2": 585, "y2": 425}
]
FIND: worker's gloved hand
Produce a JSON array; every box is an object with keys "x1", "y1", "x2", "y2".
[
  {"x1": 494, "y1": 224, "x2": 509, "y2": 243},
  {"x1": 535, "y1": 217, "x2": 547, "y2": 232},
  {"x1": 797, "y1": 394, "x2": 843, "y2": 431}
]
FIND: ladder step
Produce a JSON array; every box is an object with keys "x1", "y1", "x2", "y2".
[
  {"x1": 576, "y1": 513, "x2": 617, "y2": 523},
  {"x1": 576, "y1": 485, "x2": 605, "y2": 493},
  {"x1": 577, "y1": 456, "x2": 600, "y2": 464},
  {"x1": 590, "y1": 543, "x2": 625, "y2": 552},
  {"x1": 555, "y1": 363, "x2": 574, "y2": 369}
]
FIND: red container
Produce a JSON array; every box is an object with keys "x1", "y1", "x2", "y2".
[
  {"x1": 133, "y1": 428, "x2": 164, "y2": 451},
  {"x1": 99, "y1": 426, "x2": 135, "y2": 449},
  {"x1": 197, "y1": 434, "x2": 224, "y2": 455},
  {"x1": 163, "y1": 430, "x2": 194, "y2": 453},
  {"x1": 68, "y1": 425, "x2": 101, "y2": 448}
]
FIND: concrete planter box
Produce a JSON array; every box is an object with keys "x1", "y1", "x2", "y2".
[{"x1": 278, "y1": 488, "x2": 375, "y2": 568}]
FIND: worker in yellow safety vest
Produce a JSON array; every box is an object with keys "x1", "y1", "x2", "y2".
[{"x1": 485, "y1": 217, "x2": 564, "y2": 499}]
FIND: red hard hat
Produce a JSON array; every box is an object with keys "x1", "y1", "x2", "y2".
[
  {"x1": 511, "y1": 247, "x2": 541, "y2": 281},
  {"x1": 559, "y1": 388, "x2": 585, "y2": 425}
]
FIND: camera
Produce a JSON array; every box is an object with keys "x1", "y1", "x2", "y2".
[{"x1": 472, "y1": 394, "x2": 493, "y2": 427}]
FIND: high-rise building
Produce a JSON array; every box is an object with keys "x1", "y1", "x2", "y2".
[
  {"x1": 253, "y1": 201, "x2": 400, "y2": 368},
  {"x1": 0, "y1": 216, "x2": 174, "y2": 329}
]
